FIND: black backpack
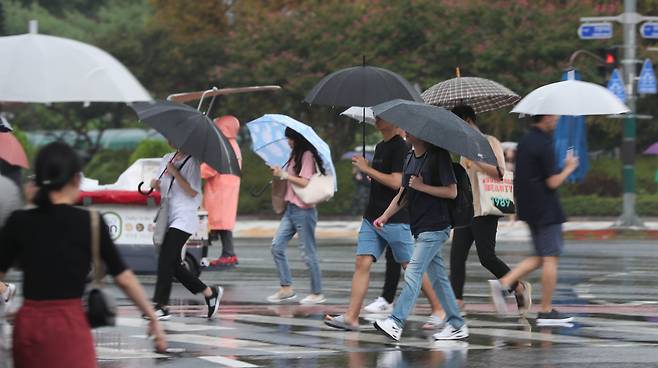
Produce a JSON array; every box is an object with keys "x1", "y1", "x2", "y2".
[{"x1": 448, "y1": 162, "x2": 474, "y2": 229}]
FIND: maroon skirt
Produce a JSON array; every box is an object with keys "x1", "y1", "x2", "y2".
[{"x1": 13, "y1": 299, "x2": 96, "y2": 368}]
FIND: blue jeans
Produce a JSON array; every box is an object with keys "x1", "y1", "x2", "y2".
[
  {"x1": 271, "y1": 203, "x2": 322, "y2": 294},
  {"x1": 391, "y1": 228, "x2": 464, "y2": 329},
  {"x1": 356, "y1": 220, "x2": 413, "y2": 263}
]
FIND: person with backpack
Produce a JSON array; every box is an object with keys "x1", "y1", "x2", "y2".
[
  {"x1": 266, "y1": 128, "x2": 326, "y2": 305},
  {"x1": 449, "y1": 105, "x2": 531, "y2": 315},
  {"x1": 373, "y1": 133, "x2": 468, "y2": 341},
  {"x1": 324, "y1": 118, "x2": 445, "y2": 331},
  {"x1": 489, "y1": 115, "x2": 578, "y2": 325},
  {"x1": 150, "y1": 149, "x2": 223, "y2": 320}
]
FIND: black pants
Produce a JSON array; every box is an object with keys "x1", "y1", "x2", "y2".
[
  {"x1": 202, "y1": 230, "x2": 236, "y2": 258},
  {"x1": 381, "y1": 246, "x2": 402, "y2": 304},
  {"x1": 450, "y1": 215, "x2": 517, "y2": 300},
  {"x1": 154, "y1": 228, "x2": 207, "y2": 306}
]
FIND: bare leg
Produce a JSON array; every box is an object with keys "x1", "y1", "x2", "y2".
[
  {"x1": 343, "y1": 255, "x2": 374, "y2": 325},
  {"x1": 500, "y1": 256, "x2": 542, "y2": 288},
  {"x1": 540, "y1": 256, "x2": 558, "y2": 312}
]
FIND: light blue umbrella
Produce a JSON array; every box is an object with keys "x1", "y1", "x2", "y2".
[{"x1": 246, "y1": 114, "x2": 337, "y2": 191}]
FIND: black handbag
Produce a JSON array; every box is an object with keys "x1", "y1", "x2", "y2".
[{"x1": 84, "y1": 210, "x2": 117, "y2": 328}]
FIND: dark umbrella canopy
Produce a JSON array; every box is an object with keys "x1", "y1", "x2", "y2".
[
  {"x1": 372, "y1": 99, "x2": 497, "y2": 165},
  {"x1": 131, "y1": 101, "x2": 241, "y2": 176},
  {"x1": 304, "y1": 65, "x2": 423, "y2": 107}
]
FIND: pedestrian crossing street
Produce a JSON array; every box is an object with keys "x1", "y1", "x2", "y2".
[{"x1": 82, "y1": 302, "x2": 658, "y2": 367}]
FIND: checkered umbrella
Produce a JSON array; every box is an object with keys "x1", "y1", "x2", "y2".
[{"x1": 421, "y1": 77, "x2": 520, "y2": 114}]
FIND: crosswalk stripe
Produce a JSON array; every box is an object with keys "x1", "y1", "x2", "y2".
[
  {"x1": 118, "y1": 317, "x2": 233, "y2": 331},
  {"x1": 199, "y1": 356, "x2": 259, "y2": 367}
]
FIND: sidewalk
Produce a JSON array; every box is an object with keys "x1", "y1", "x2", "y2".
[{"x1": 233, "y1": 218, "x2": 658, "y2": 241}]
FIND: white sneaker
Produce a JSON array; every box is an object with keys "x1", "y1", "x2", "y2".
[
  {"x1": 373, "y1": 318, "x2": 403, "y2": 341},
  {"x1": 300, "y1": 294, "x2": 326, "y2": 305},
  {"x1": 364, "y1": 297, "x2": 393, "y2": 314},
  {"x1": 488, "y1": 279, "x2": 510, "y2": 315},
  {"x1": 266, "y1": 289, "x2": 297, "y2": 303},
  {"x1": 433, "y1": 324, "x2": 469, "y2": 340},
  {"x1": 200, "y1": 257, "x2": 210, "y2": 267},
  {"x1": 1, "y1": 283, "x2": 16, "y2": 307}
]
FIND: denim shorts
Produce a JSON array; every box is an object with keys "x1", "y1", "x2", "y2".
[
  {"x1": 529, "y1": 223, "x2": 564, "y2": 256},
  {"x1": 356, "y1": 219, "x2": 414, "y2": 263}
]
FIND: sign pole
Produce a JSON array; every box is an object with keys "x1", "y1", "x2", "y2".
[{"x1": 617, "y1": 0, "x2": 642, "y2": 227}]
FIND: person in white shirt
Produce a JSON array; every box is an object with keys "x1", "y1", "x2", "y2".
[{"x1": 150, "y1": 150, "x2": 223, "y2": 320}]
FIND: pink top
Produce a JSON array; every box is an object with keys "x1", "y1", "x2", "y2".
[{"x1": 284, "y1": 151, "x2": 317, "y2": 209}]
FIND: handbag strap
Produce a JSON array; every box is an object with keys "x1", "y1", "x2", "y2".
[
  {"x1": 90, "y1": 209, "x2": 104, "y2": 287},
  {"x1": 166, "y1": 154, "x2": 193, "y2": 194}
]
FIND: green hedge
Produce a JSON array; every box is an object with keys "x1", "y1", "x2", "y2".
[{"x1": 562, "y1": 195, "x2": 658, "y2": 217}]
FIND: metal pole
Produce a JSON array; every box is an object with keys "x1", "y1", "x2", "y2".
[{"x1": 616, "y1": 0, "x2": 643, "y2": 227}]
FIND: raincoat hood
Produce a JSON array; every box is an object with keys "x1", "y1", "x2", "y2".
[{"x1": 215, "y1": 115, "x2": 240, "y2": 139}]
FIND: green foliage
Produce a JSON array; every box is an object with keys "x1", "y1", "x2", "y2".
[
  {"x1": 562, "y1": 195, "x2": 658, "y2": 217},
  {"x1": 83, "y1": 149, "x2": 131, "y2": 184},
  {"x1": 129, "y1": 140, "x2": 171, "y2": 164}
]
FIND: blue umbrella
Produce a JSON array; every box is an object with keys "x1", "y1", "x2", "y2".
[
  {"x1": 554, "y1": 69, "x2": 589, "y2": 183},
  {"x1": 246, "y1": 114, "x2": 337, "y2": 191}
]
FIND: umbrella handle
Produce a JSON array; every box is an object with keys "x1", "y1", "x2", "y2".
[
  {"x1": 249, "y1": 181, "x2": 272, "y2": 197},
  {"x1": 137, "y1": 181, "x2": 155, "y2": 196}
]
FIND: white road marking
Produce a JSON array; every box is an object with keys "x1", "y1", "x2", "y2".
[{"x1": 199, "y1": 355, "x2": 259, "y2": 367}]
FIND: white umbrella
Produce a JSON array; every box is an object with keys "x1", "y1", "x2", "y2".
[
  {"x1": 0, "y1": 22, "x2": 150, "y2": 103},
  {"x1": 340, "y1": 106, "x2": 375, "y2": 125},
  {"x1": 511, "y1": 80, "x2": 630, "y2": 116}
]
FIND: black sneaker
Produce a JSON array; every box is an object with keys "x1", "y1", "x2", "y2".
[
  {"x1": 143, "y1": 304, "x2": 171, "y2": 321},
  {"x1": 537, "y1": 309, "x2": 574, "y2": 325},
  {"x1": 206, "y1": 286, "x2": 223, "y2": 319}
]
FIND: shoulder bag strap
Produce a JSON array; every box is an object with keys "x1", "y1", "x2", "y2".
[
  {"x1": 90, "y1": 209, "x2": 104, "y2": 287},
  {"x1": 166, "y1": 154, "x2": 193, "y2": 194}
]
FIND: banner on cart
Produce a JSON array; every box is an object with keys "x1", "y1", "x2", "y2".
[{"x1": 94, "y1": 205, "x2": 208, "y2": 245}]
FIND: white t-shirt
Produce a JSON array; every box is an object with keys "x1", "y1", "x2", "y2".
[{"x1": 159, "y1": 153, "x2": 202, "y2": 235}]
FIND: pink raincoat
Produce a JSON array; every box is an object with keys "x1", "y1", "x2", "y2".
[{"x1": 201, "y1": 116, "x2": 242, "y2": 230}]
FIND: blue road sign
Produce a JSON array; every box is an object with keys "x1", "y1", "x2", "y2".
[
  {"x1": 640, "y1": 22, "x2": 658, "y2": 39},
  {"x1": 607, "y1": 69, "x2": 626, "y2": 102},
  {"x1": 638, "y1": 59, "x2": 657, "y2": 94},
  {"x1": 578, "y1": 22, "x2": 613, "y2": 39}
]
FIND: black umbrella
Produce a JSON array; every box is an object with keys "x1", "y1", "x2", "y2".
[
  {"x1": 131, "y1": 100, "x2": 241, "y2": 194},
  {"x1": 304, "y1": 57, "x2": 423, "y2": 156},
  {"x1": 371, "y1": 99, "x2": 497, "y2": 166}
]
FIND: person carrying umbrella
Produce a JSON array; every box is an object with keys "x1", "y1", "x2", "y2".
[
  {"x1": 149, "y1": 147, "x2": 223, "y2": 320},
  {"x1": 372, "y1": 131, "x2": 468, "y2": 341},
  {"x1": 266, "y1": 128, "x2": 327, "y2": 305},
  {"x1": 449, "y1": 105, "x2": 531, "y2": 315},
  {"x1": 324, "y1": 118, "x2": 445, "y2": 332},
  {"x1": 489, "y1": 115, "x2": 578, "y2": 325}
]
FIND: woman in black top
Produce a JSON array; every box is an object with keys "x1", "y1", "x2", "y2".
[{"x1": 0, "y1": 143, "x2": 166, "y2": 368}]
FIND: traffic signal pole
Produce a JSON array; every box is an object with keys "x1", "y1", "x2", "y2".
[{"x1": 581, "y1": 0, "x2": 658, "y2": 228}]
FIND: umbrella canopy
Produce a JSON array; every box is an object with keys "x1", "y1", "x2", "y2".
[
  {"x1": 422, "y1": 76, "x2": 520, "y2": 113},
  {"x1": 372, "y1": 99, "x2": 497, "y2": 166},
  {"x1": 0, "y1": 132, "x2": 30, "y2": 169},
  {"x1": 511, "y1": 80, "x2": 630, "y2": 116},
  {"x1": 644, "y1": 142, "x2": 658, "y2": 155},
  {"x1": 304, "y1": 65, "x2": 422, "y2": 107},
  {"x1": 0, "y1": 116, "x2": 12, "y2": 132},
  {"x1": 340, "y1": 106, "x2": 375, "y2": 125},
  {"x1": 0, "y1": 31, "x2": 150, "y2": 103},
  {"x1": 131, "y1": 101, "x2": 240, "y2": 176},
  {"x1": 246, "y1": 114, "x2": 337, "y2": 191}
]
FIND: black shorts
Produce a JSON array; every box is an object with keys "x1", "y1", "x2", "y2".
[{"x1": 528, "y1": 223, "x2": 564, "y2": 257}]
